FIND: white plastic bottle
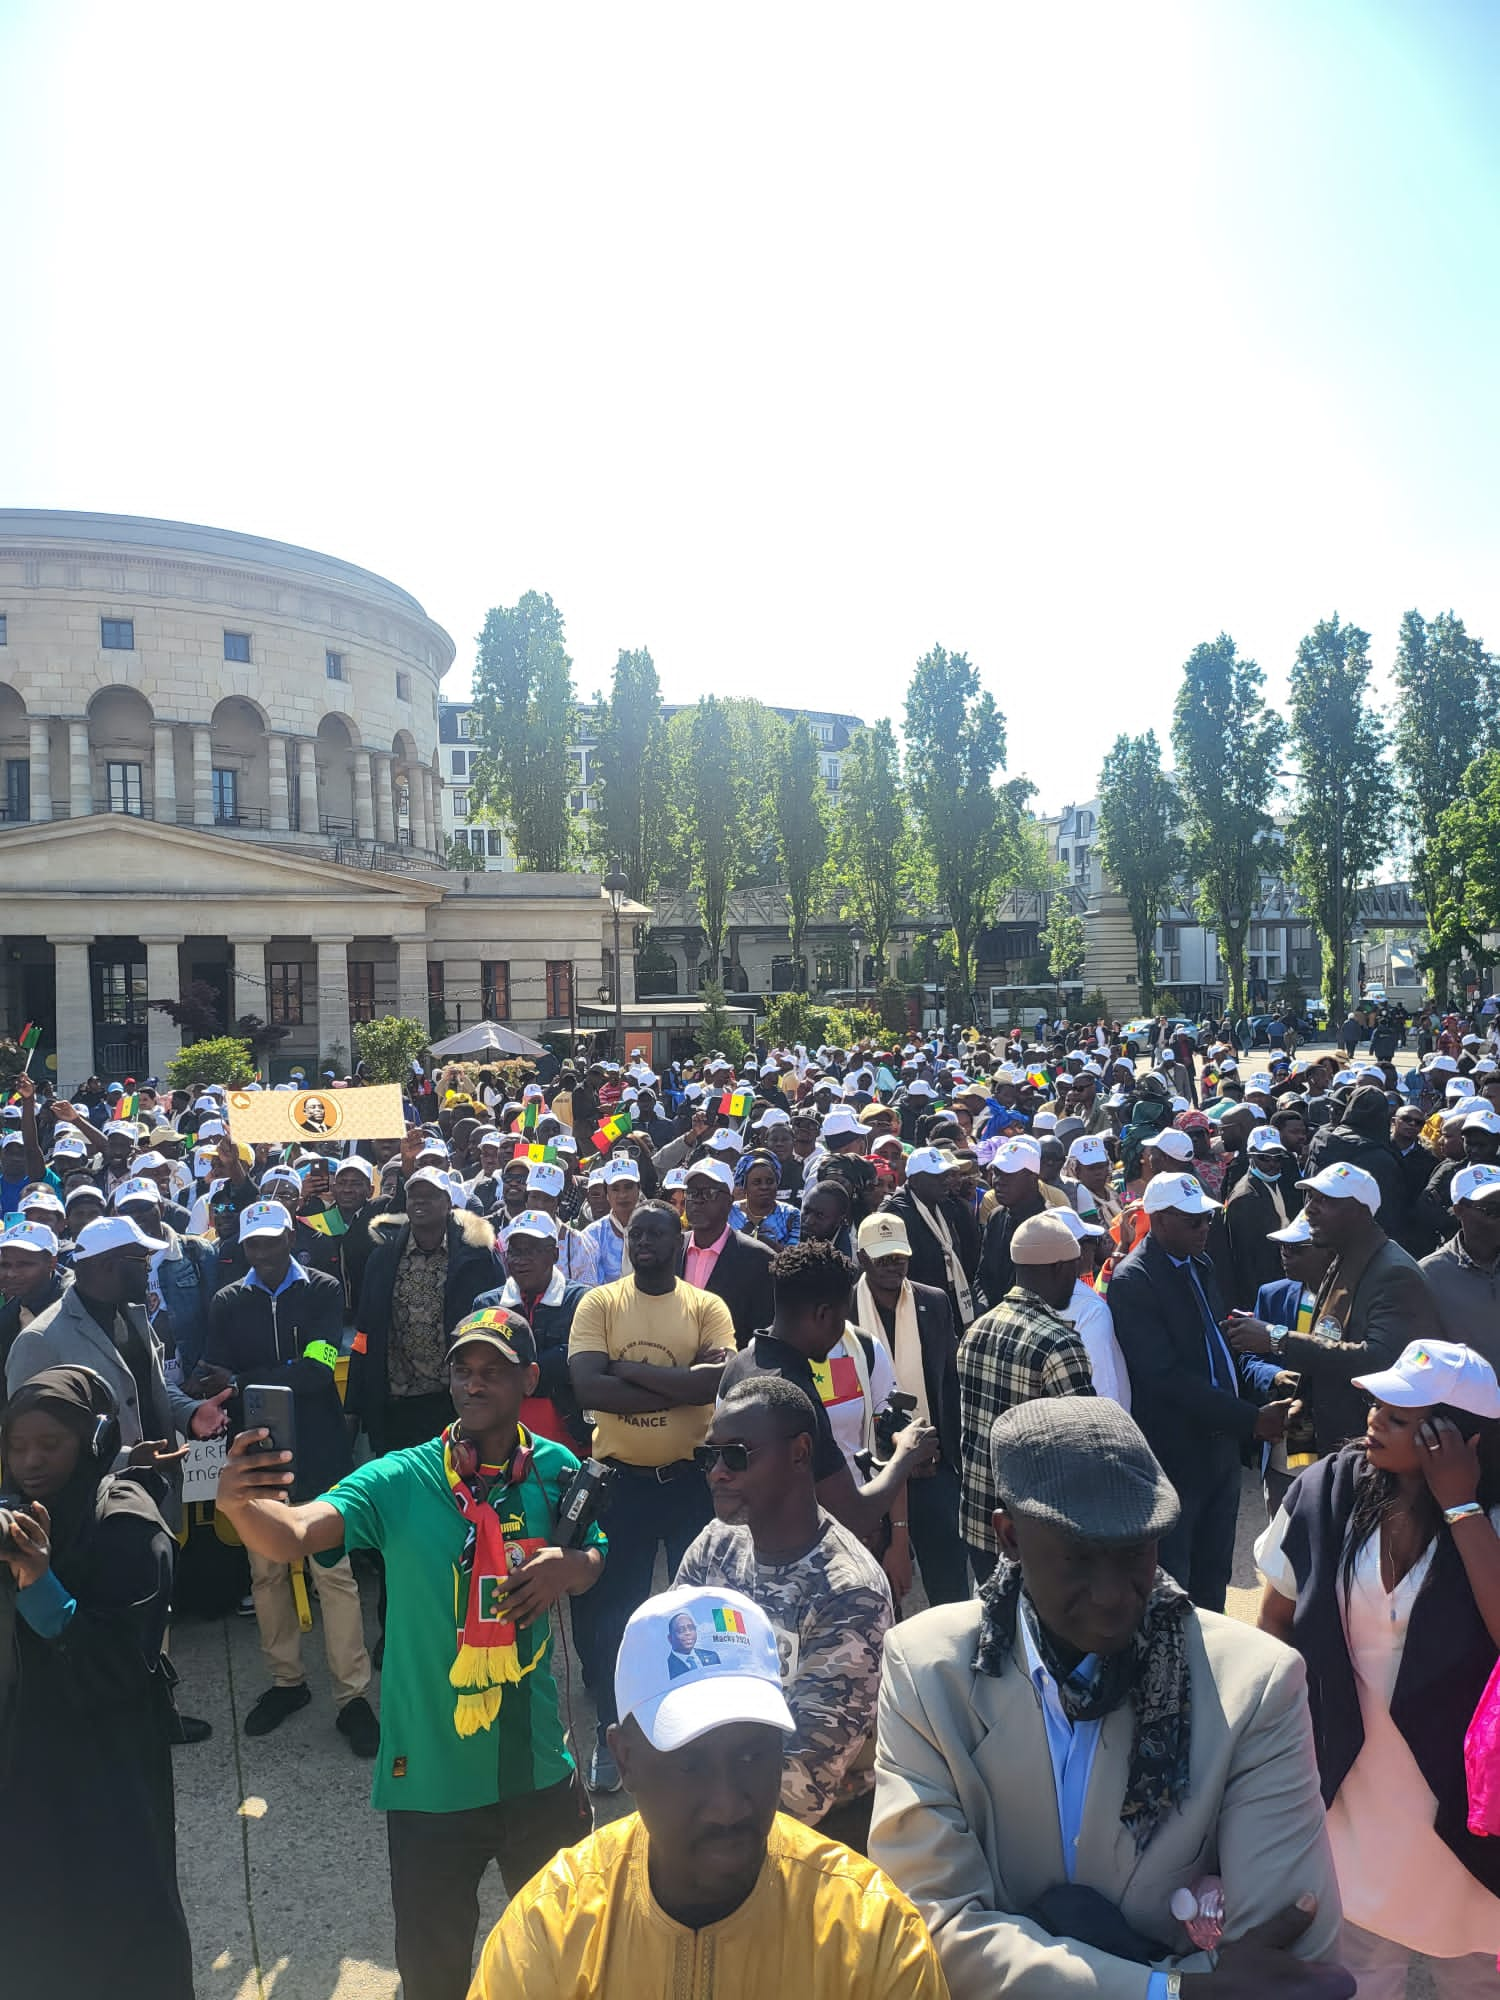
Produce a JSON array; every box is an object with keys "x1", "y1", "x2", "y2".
[{"x1": 1170, "y1": 1878, "x2": 1225, "y2": 1951}]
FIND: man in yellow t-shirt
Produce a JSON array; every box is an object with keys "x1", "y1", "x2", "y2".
[
  {"x1": 567, "y1": 1200, "x2": 735, "y2": 1792},
  {"x1": 467, "y1": 1584, "x2": 948, "y2": 2000}
]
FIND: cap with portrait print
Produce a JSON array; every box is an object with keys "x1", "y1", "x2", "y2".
[{"x1": 615, "y1": 1584, "x2": 794, "y2": 1752}]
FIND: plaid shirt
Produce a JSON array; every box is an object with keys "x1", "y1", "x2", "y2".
[{"x1": 957, "y1": 1284, "x2": 1095, "y2": 1551}]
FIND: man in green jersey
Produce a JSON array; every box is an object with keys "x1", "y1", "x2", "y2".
[{"x1": 215, "y1": 1304, "x2": 607, "y2": 2000}]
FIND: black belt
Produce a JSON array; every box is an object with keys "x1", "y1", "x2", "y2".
[{"x1": 606, "y1": 1457, "x2": 700, "y2": 1483}]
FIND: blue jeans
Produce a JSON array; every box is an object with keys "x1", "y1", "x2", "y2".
[{"x1": 573, "y1": 1461, "x2": 713, "y2": 1726}]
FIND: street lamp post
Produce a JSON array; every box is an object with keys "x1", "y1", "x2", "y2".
[
  {"x1": 850, "y1": 929, "x2": 863, "y2": 1007},
  {"x1": 604, "y1": 861, "x2": 629, "y2": 1061}
]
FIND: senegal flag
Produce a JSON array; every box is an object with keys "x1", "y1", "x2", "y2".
[
  {"x1": 510, "y1": 1099, "x2": 539, "y2": 1135},
  {"x1": 591, "y1": 1105, "x2": 636, "y2": 1153},
  {"x1": 117, "y1": 1092, "x2": 140, "y2": 1120},
  {"x1": 303, "y1": 1207, "x2": 349, "y2": 1239},
  {"x1": 717, "y1": 1089, "x2": 752, "y2": 1120},
  {"x1": 514, "y1": 1141, "x2": 558, "y2": 1165}
]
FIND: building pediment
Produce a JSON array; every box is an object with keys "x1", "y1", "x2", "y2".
[{"x1": 0, "y1": 814, "x2": 442, "y2": 905}]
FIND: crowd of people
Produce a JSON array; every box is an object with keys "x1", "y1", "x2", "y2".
[{"x1": 3, "y1": 1003, "x2": 1500, "y2": 1997}]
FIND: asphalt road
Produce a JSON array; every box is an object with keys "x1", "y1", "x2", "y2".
[{"x1": 170, "y1": 1036, "x2": 1433, "y2": 1998}]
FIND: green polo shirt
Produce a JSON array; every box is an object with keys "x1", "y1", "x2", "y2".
[{"x1": 318, "y1": 1433, "x2": 605, "y2": 1814}]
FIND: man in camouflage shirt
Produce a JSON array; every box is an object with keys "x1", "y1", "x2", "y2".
[{"x1": 675, "y1": 1374, "x2": 893, "y2": 1853}]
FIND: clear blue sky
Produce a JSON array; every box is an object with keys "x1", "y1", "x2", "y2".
[{"x1": 2, "y1": 0, "x2": 1496, "y2": 812}]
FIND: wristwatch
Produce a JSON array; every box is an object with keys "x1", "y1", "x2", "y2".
[
  {"x1": 1164, "y1": 1973, "x2": 1183, "y2": 1999},
  {"x1": 1267, "y1": 1323, "x2": 1290, "y2": 1353}
]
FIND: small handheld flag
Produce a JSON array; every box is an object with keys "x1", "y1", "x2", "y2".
[
  {"x1": 510, "y1": 1100, "x2": 539, "y2": 1135},
  {"x1": 303, "y1": 1207, "x2": 349, "y2": 1239},
  {"x1": 717, "y1": 1090, "x2": 753, "y2": 1120},
  {"x1": 17, "y1": 1023, "x2": 41, "y2": 1053},
  {"x1": 513, "y1": 1141, "x2": 558, "y2": 1165},
  {"x1": 117, "y1": 1092, "x2": 140, "y2": 1121},
  {"x1": 591, "y1": 1106, "x2": 636, "y2": 1153}
]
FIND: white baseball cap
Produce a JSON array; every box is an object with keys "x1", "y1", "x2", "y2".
[
  {"x1": 1145, "y1": 1128, "x2": 1195, "y2": 1162},
  {"x1": 406, "y1": 1165, "x2": 458, "y2": 1197},
  {"x1": 905, "y1": 1079, "x2": 936, "y2": 1099},
  {"x1": 1296, "y1": 1162, "x2": 1381, "y2": 1214},
  {"x1": 684, "y1": 1158, "x2": 735, "y2": 1192},
  {"x1": 18, "y1": 1185, "x2": 64, "y2": 1217},
  {"x1": 993, "y1": 1136, "x2": 1043, "y2": 1175},
  {"x1": 525, "y1": 1161, "x2": 565, "y2": 1197},
  {"x1": 113, "y1": 1175, "x2": 164, "y2": 1208},
  {"x1": 1353, "y1": 1339, "x2": 1500, "y2": 1418},
  {"x1": 1142, "y1": 1171, "x2": 1221, "y2": 1216},
  {"x1": 705, "y1": 1127, "x2": 746, "y2": 1156},
  {"x1": 904, "y1": 1145, "x2": 956, "y2": 1177},
  {"x1": 1267, "y1": 1211, "x2": 1316, "y2": 1244},
  {"x1": 752, "y1": 1107, "x2": 791, "y2": 1129},
  {"x1": 1453, "y1": 1163, "x2": 1500, "y2": 1206},
  {"x1": 505, "y1": 1208, "x2": 560, "y2": 1242},
  {"x1": 1465, "y1": 1106, "x2": 1500, "y2": 1136},
  {"x1": 663, "y1": 1167, "x2": 688, "y2": 1191},
  {"x1": 602, "y1": 1156, "x2": 640, "y2": 1185},
  {"x1": 73, "y1": 1214, "x2": 167, "y2": 1258},
  {"x1": 1052, "y1": 1205, "x2": 1105, "y2": 1241},
  {"x1": 1424, "y1": 1054, "x2": 1459, "y2": 1074},
  {"x1": 49, "y1": 1135, "x2": 89, "y2": 1160},
  {"x1": 333, "y1": 1155, "x2": 376, "y2": 1183},
  {"x1": 239, "y1": 1200, "x2": 294, "y2": 1242},
  {"x1": 856, "y1": 1212, "x2": 912, "y2": 1260},
  {"x1": 1246, "y1": 1126, "x2": 1289, "y2": 1156},
  {"x1": 614, "y1": 1585, "x2": 794, "y2": 1753},
  {"x1": 1, "y1": 1220, "x2": 58, "y2": 1257},
  {"x1": 819, "y1": 1108, "x2": 863, "y2": 1139},
  {"x1": 1031, "y1": 1112, "x2": 1058, "y2": 1133},
  {"x1": 1066, "y1": 1134, "x2": 1108, "y2": 1167}
]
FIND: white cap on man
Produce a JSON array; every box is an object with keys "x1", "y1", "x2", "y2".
[
  {"x1": 1145, "y1": 1128, "x2": 1194, "y2": 1162},
  {"x1": 1296, "y1": 1162, "x2": 1381, "y2": 1215},
  {"x1": 614, "y1": 1585, "x2": 794, "y2": 1752},
  {"x1": 685, "y1": 1158, "x2": 735, "y2": 1192},
  {"x1": 505, "y1": 1208, "x2": 560, "y2": 1242},
  {"x1": 526, "y1": 1161, "x2": 565, "y2": 1197},
  {"x1": 993, "y1": 1136, "x2": 1043, "y2": 1175},
  {"x1": 1142, "y1": 1172, "x2": 1221, "y2": 1215},
  {"x1": 1066, "y1": 1134, "x2": 1108, "y2": 1167}
]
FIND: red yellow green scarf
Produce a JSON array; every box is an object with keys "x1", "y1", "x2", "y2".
[{"x1": 443, "y1": 1423, "x2": 547, "y2": 1738}]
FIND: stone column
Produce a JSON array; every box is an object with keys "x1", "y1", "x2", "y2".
[
  {"x1": 27, "y1": 718, "x2": 51, "y2": 823},
  {"x1": 192, "y1": 725, "x2": 213, "y2": 826},
  {"x1": 68, "y1": 720, "x2": 91, "y2": 818},
  {"x1": 141, "y1": 936, "x2": 184, "y2": 1077},
  {"x1": 267, "y1": 736, "x2": 290, "y2": 833},
  {"x1": 296, "y1": 739, "x2": 320, "y2": 835},
  {"x1": 49, "y1": 937, "x2": 94, "y2": 1090},
  {"x1": 416, "y1": 767, "x2": 435, "y2": 853},
  {"x1": 396, "y1": 936, "x2": 429, "y2": 1022},
  {"x1": 317, "y1": 938, "x2": 353, "y2": 1070},
  {"x1": 153, "y1": 726, "x2": 177, "y2": 825},
  {"x1": 353, "y1": 750, "x2": 375, "y2": 843},
  {"x1": 231, "y1": 938, "x2": 269, "y2": 1028},
  {"x1": 372, "y1": 753, "x2": 396, "y2": 846}
]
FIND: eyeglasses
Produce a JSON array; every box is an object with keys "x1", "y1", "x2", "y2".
[{"x1": 692, "y1": 1442, "x2": 762, "y2": 1475}]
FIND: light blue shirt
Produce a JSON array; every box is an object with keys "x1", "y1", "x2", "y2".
[
  {"x1": 1018, "y1": 1604, "x2": 1171, "y2": 1997},
  {"x1": 244, "y1": 1256, "x2": 310, "y2": 1298}
]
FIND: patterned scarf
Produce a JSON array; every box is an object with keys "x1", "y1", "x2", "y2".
[
  {"x1": 443, "y1": 1422, "x2": 547, "y2": 1737},
  {"x1": 974, "y1": 1556, "x2": 1193, "y2": 1852}
]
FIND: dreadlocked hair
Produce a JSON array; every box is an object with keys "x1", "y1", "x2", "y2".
[{"x1": 1341, "y1": 1405, "x2": 1500, "y2": 1607}]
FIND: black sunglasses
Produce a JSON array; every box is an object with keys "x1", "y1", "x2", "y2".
[{"x1": 693, "y1": 1442, "x2": 762, "y2": 1475}]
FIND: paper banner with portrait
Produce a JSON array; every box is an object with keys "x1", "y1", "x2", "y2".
[{"x1": 224, "y1": 1083, "x2": 407, "y2": 1146}]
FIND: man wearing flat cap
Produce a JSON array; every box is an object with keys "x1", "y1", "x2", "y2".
[{"x1": 871, "y1": 1398, "x2": 1351, "y2": 2000}]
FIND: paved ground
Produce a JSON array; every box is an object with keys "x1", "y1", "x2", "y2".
[{"x1": 170, "y1": 1036, "x2": 1429, "y2": 1997}]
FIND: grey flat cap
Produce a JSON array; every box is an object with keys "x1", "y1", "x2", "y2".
[{"x1": 990, "y1": 1397, "x2": 1179, "y2": 1545}]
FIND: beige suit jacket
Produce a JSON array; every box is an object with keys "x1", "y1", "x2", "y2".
[{"x1": 870, "y1": 1600, "x2": 1340, "y2": 1999}]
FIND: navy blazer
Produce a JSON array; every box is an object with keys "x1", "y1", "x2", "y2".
[{"x1": 1105, "y1": 1234, "x2": 1262, "y2": 1491}]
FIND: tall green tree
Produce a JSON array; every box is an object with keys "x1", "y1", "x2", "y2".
[
  {"x1": 1094, "y1": 730, "x2": 1182, "y2": 1010},
  {"x1": 1039, "y1": 894, "x2": 1086, "y2": 1011},
  {"x1": 1391, "y1": 608, "x2": 1499, "y2": 1001},
  {"x1": 903, "y1": 645, "x2": 1027, "y2": 1017},
  {"x1": 1287, "y1": 613, "x2": 1396, "y2": 1015},
  {"x1": 830, "y1": 720, "x2": 908, "y2": 977},
  {"x1": 1170, "y1": 634, "x2": 1279, "y2": 1018},
  {"x1": 1427, "y1": 751, "x2": 1500, "y2": 993},
  {"x1": 770, "y1": 718, "x2": 829, "y2": 990},
  {"x1": 469, "y1": 591, "x2": 575, "y2": 870},
  {"x1": 591, "y1": 647, "x2": 669, "y2": 901},
  {"x1": 667, "y1": 696, "x2": 752, "y2": 974}
]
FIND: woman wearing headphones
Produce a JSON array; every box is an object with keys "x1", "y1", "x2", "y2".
[{"x1": 0, "y1": 1364, "x2": 192, "y2": 1998}]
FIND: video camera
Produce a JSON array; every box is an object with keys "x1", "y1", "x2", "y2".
[{"x1": 553, "y1": 1457, "x2": 615, "y2": 1548}]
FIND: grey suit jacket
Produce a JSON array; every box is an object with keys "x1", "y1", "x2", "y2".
[
  {"x1": 870, "y1": 1599, "x2": 1341, "y2": 1999},
  {"x1": 6, "y1": 1286, "x2": 202, "y2": 1527}
]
